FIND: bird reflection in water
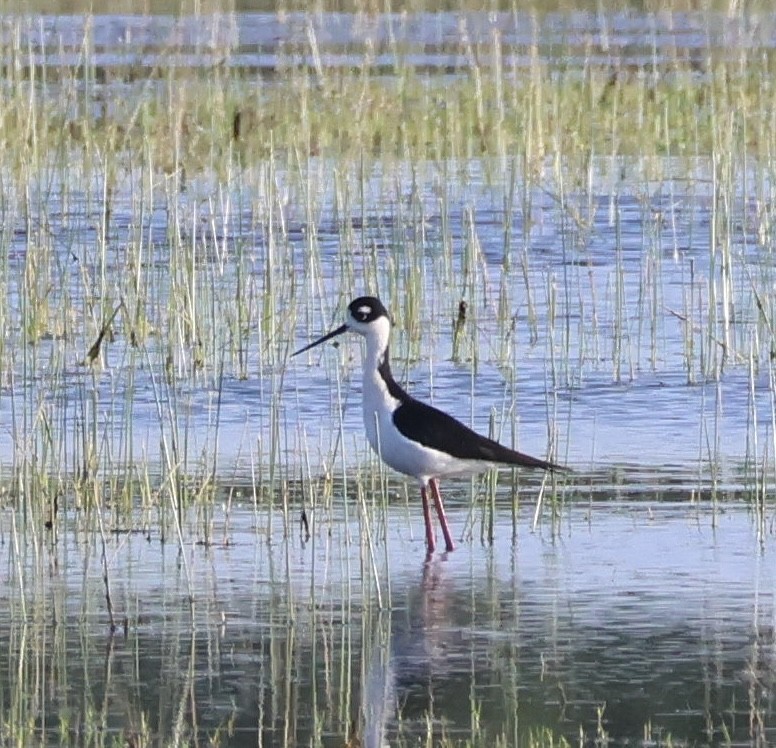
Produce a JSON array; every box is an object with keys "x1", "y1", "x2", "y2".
[{"x1": 355, "y1": 556, "x2": 457, "y2": 747}]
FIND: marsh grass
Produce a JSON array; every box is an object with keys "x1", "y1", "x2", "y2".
[{"x1": 0, "y1": 7, "x2": 773, "y2": 548}]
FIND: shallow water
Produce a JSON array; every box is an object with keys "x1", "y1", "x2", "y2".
[
  {"x1": 2, "y1": 501, "x2": 775, "y2": 745},
  {"x1": 1, "y1": 9, "x2": 775, "y2": 746},
  {"x1": 1, "y1": 155, "x2": 772, "y2": 487}
]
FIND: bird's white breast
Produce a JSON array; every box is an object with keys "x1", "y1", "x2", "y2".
[{"x1": 361, "y1": 365, "x2": 402, "y2": 465}]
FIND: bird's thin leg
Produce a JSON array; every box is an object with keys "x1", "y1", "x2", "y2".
[
  {"x1": 429, "y1": 479, "x2": 455, "y2": 552},
  {"x1": 420, "y1": 485, "x2": 436, "y2": 552}
]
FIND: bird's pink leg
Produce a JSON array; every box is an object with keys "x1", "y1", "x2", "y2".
[
  {"x1": 420, "y1": 485, "x2": 436, "y2": 552},
  {"x1": 429, "y1": 479, "x2": 455, "y2": 552}
]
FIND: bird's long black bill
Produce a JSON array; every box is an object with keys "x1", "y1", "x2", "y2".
[{"x1": 292, "y1": 324, "x2": 348, "y2": 357}]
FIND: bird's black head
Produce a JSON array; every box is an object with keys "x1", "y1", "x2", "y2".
[
  {"x1": 347, "y1": 296, "x2": 389, "y2": 324},
  {"x1": 292, "y1": 296, "x2": 391, "y2": 357}
]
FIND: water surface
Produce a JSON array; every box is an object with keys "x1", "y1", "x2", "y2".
[{"x1": 2, "y1": 501, "x2": 773, "y2": 745}]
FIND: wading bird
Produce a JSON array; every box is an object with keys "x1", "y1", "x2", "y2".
[{"x1": 293, "y1": 296, "x2": 564, "y2": 553}]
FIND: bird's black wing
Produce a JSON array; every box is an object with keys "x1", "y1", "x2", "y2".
[{"x1": 392, "y1": 397, "x2": 564, "y2": 471}]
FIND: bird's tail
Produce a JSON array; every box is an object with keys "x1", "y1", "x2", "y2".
[{"x1": 505, "y1": 449, "x2": 568, "y2": 473}]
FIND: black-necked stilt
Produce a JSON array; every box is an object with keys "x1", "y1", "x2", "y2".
[{"x1": 293, "y1": 296, "x2": 564, "y2": 553}]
